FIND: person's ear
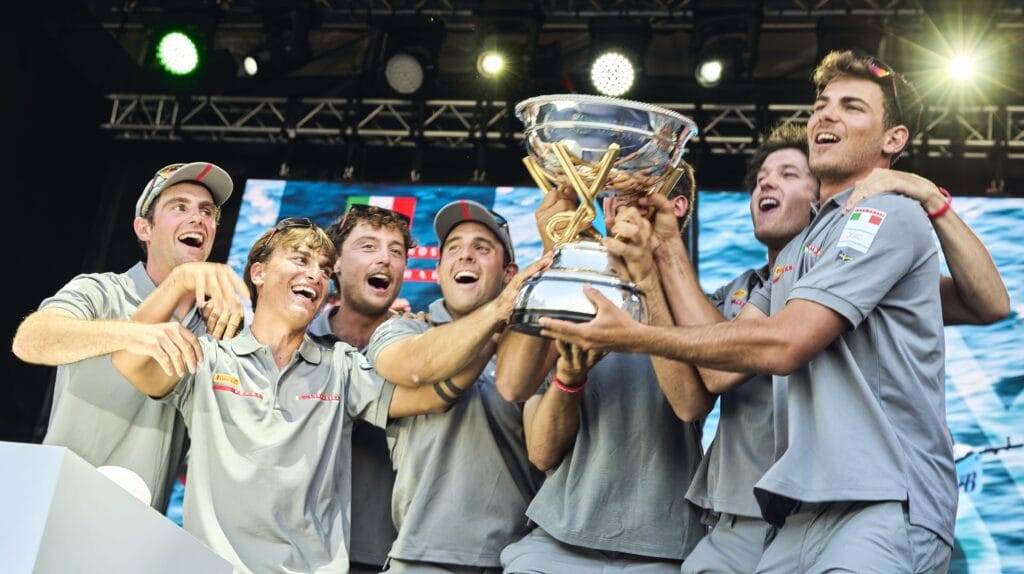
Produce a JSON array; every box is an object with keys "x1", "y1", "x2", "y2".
[
  {"x1": 883, "y1": 125, "x2": 910, "y2": 157},
  {"x1": 133, "y1": 217, "x2": 152, "y2": 244}
]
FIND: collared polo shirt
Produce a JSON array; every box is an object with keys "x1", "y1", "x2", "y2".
[
  {"x1": 365, "y1": 299, "x2": 543, "y2": 568},
  {"x1": 165, "y1": 328, "x2": 391, "y2": 574},
  {"x1": 686, "y1": 265, "x2": 776, "y2": 519},
  {"x1": 748, "y1": 190, "x2": 955, "y2": 545}
]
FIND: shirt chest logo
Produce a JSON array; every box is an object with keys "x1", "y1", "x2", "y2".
[
  {"x1": 297, "y1": 393, "x2": 341, "y2": 402},
  {"x1": 730, "y1": 288, "x2": 749, "y2": 307},
  {"x1": 212, "y1": 372, "x2": 264, "y2": 400},
  {"x1": 837, "y1": 207, "x2": 887, "y2": 254},
  {"x1": 772, "y1": 264, "x2": 794, "y2": 284}
]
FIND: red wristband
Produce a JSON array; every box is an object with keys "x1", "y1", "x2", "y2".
[
  {"x1": 553, "y1": 375, "x2": 587, "y2": 393},
  {"x1": 927, "y1": 187, "x2": 952, "y2": 219}
]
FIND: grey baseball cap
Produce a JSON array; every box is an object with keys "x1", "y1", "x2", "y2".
[
  {"x1": 135, "y1": 162, "x2": 233, "y2": 217},
  {"x1": 433, "y1": 199, "x2": 515, "y2": 263}
]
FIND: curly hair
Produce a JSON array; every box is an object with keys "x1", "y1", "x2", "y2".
[
  {"x1": 326, "y1": 206, "x2": 416, "y2": 254},
  {"x1": 324, "y1": 205, "x2": 416, "y2": 294},
  {"x1": 812, "y1": 50, "x2": 923, "y2": 157},
  {"x1": 744, "y1": 123, "x2": 812, "y2": 192},
  {"x1": 243, "y1": 224, "x2": 336, "y2": 308}
]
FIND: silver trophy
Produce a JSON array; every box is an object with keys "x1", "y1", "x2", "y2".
[{"x1": 509, "y1": 94, "x2": 698, "y2": 335}]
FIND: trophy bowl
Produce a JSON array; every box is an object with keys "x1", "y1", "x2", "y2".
[
  {"x1": 516, "y1": 94, "x2": 698, "y2": 198},
  {"x1": 509, "y1": 94, "x2": 699, "y2": 336}
]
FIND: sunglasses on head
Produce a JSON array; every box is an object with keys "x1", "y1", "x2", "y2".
[
  {"x1": 487, "y1": 209, "x2": 515, "y2": 264},
  {"x1": 139, "y1": 163, "x2": 189, "y2": 217},
  {"x1": 258, "y1": 217, "x2": 319, "y2": 253},
  {"x1": 855, "y1": 51, "x2": 905, "y2": 126}
]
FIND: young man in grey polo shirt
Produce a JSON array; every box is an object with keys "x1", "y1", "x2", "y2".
[
  {"x1": 112, "y1": 219, "x2": 459, "y2": 574},
  {"x1": 309, "y1": 205, "x2": 416, "y2": 573},
  {"x1": 365, "y1": 199, "x2": 547, "y2": 573},
  {"x1": 541, "y1": 50, "x2": 1010, "y2": 573},
  {"x1": 497, "y1": 178, "x2": 707, "y2": 573},
  {"x1": 670, "y1": 125, "x2": 1010, "y2": 573},
  {"x1": 12, "y1": 161, "x2": 240, "y2": 510}
]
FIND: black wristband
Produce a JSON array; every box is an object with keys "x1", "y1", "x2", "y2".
[{"x1": 433, "y1": 381, "x2": 457, "y2": 404}]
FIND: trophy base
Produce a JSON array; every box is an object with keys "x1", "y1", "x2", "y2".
[{"x1": 509, "y1": 309, "x2": 597, "y2": 337}]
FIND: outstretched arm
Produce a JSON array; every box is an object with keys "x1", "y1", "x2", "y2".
[
  {"x1": 845, "y1": 168, "x2": 1009, "y2": 325},
  {"x1": 374, "y1": 256, "x2": 549, "y2": 387},
  {"x1": 541, "y1": 289, "x2": 846, "y2": 378},
  {"x1": 14, "y1": 262, "x2": 247, "y2": 366}
]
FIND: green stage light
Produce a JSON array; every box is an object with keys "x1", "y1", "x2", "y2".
[{"x1": 156, "y1": 31, "x2": 199, "y2": 76}]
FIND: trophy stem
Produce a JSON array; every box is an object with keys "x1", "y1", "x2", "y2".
[{"x1": 521, "y1": 156, "x2": 555, "y2": 195}]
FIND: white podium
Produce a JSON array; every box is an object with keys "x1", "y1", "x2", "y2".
[{"x1": 0, "y1": 441, "x2": 231, "y2": 574}]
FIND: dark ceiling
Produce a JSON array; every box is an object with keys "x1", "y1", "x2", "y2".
[{"x1": 62, "y1": 0, "x2": 1024, "y2": 104}]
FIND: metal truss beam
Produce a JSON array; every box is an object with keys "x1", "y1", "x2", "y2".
[{"x1": 101, "y1": 94, "x2": 1024, "y2": 160}]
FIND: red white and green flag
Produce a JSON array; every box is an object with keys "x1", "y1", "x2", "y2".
[{"x1": 345, "y1": 196, "x2": 417, "y2": 227}]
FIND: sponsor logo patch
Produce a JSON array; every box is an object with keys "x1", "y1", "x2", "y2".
[
  {"x1": 298, "y1": 393, "x2": 342, "y2": 402},
  {"x1": 772, "y1": 264, "x2": 794, "y2": 284},
  {"x1": 213, "y1": 372, "x2": 240, "y2": 387},
  {"x1": 212, "y1": 384, "x2": 263, "y2": 400},
  {"x1": 836, "y1": 250, "x2": 855, "y2": 262},
  {"x1": 730, "y1": 288, "x2": 749, "y2": 307},
  {"x1": 837, "y1": 207, "x2": 886, "y2": 254}
]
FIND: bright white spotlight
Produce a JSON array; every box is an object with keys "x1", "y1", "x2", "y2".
[
  {"x1": 385, "y1": 53, "x2": 425, "y2": 94},
  {"x1": 478, "y1": 51, "x2": 506, "y2": 77},
  {"x1": 591, "y1": 52, "x2": 636, "y2": 97},
  {"x1": 696, "y1": 59, "x2": 724, "y2": 87},
  {"x1": 948, "y1": 55, "x2": 975, "y2": 81},
  {"x1": 243, "y1": 56, "x2": 259, "y2": 77}
]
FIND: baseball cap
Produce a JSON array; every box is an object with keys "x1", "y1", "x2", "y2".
[
  {"x1": 433, "y1": 199, "x2": 515, "y2": 264},
  {"x1": 135, "y1": 162, "x2": 234, "y2": 217}
]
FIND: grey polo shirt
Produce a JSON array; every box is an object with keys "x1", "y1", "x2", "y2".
[
  {"x1": 164, "y1": 329, "x2": 392, "y2": 574},
  {"x1": 38, "y1": 261, "x2": 199, "y2": 508},
  {"x1": 748, "y1": 190, "x2": 956, "y2": 545},
  {"x1": 525, "y1": 352, "x2": 706, "y2": 560},
  {"x1": 686, "y1": 266, "x2": 776, "y2": 519},
  {"x1": 365, "y1": 299, "x2": 544, "y2": 568},
  {"x1": 309, "y1": 306, "x2": 398, "y2": 566}
]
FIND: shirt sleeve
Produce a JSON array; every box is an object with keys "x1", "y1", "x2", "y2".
[
  {"x1": 39, "y1": 273, "x2": 118, "y2": 319},
  {"x1": 748, "y1": 278, "x2": 772, "y2": 315},
  {"x1": 707, "y1": 283, "x2": 729, "y2": 313},
  {"x1": 788, "y1": 194, "x2": 936, "y2": 329},
  {"x1": 342, "y1": 345, "x2": 393, "y2": 429},
  {"x1": 158, "y1": 337, "x2": 216, "y2": 423},
  {"x1": 364, "y1": 317, "x2": 430, "y2": 367}
]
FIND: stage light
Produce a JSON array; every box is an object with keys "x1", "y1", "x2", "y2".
[
  {"x1": 385, "y1": 53, "x2": 425, "y2": 94},
  {"x1": 948, "y1": 55, "x2": 975, "y2": 81},
  {"x1": 478, "y1": 51, "x2": 506, "y2": 77},
  {"x1": 691, "y1": 0, "x2": 761, "y2": 89},
  {"x1": 156, "y1": 31, "x2": 200, "y2": 76},
  {"x1": 696, "y1": 59, "x2": 724, "y2": 87},
  {"x1": 590, "y1": 52, "x2": 635, "y2": 97},
  {"x1": 379, "y1": 16, "x2": 445, "y2": 96},
  {"x1": 587, "y1": 20, "x2": 649, "y2": 97},
  {"x1": 241, "y1": 8, "x2": 313, "y2": 79}
]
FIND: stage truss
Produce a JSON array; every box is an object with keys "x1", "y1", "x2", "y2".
[{"x1": 101, "y1": 94, "x2": 1024, "y2": 160}]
